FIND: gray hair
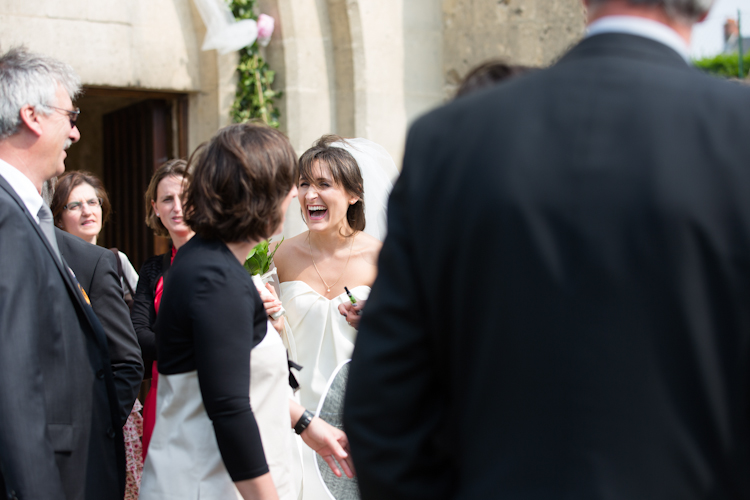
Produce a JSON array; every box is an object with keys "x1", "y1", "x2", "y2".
[
  {"x1": 588, "y1": 0, "x2": 713, "y2": 22},
  {"x1": 0, "y1": 46, "x2": 81, "y2": 140}
]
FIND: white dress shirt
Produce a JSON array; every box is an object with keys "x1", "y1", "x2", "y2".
[
  {"x1": 0, "y1": 158, "x2": 43, "y2": 223},
  {"x1": 586, "y1": 15, "x2": 691, "y2": 63}
]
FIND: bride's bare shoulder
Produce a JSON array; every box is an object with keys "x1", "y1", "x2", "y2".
[
  {"x1": 272, "y1": 232, "x2": 308, "y2": 267},
  {"x1": 356, "y1": 232, "x2": 383, "y2": 265}
]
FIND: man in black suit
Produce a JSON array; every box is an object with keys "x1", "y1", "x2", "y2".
[
  {"x1": 0, "y1": 47, "x2": 125, "y2": 500},
  {"x1": 56, "y1": 228, "x2": 143, "y2": 427},
  {"x1": 344, "y1": 0, "x2": 750, "y2": 499}
]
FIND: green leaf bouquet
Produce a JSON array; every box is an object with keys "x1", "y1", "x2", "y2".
[{"x1": 244, "y1": 238, "x2": 285, "y2": 319}]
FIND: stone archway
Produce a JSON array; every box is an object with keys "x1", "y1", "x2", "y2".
[
  {"x1": 258, "y1": 0, "x2": 411, "y2": 161},
  {"x1": 257, "y1": 0, "x2": 583, "y2": 166}
]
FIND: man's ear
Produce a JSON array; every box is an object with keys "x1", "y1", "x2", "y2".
[{"x1": 19, "y1": 104, "x2": 44, "y2": 137}]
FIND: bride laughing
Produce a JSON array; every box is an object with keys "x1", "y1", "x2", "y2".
[{"x1": 266, "y1": 134, "x2": 397, "y2": 499}]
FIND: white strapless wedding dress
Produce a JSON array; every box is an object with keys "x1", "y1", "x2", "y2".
[
  {"x1": 280, "y1": 281, "x2": 370, "y2": 411},
  {"x1": 280, "y1": 281, "x2": 370, "y2": 500}
]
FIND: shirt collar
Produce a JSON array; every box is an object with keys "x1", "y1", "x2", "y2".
[
  {"x1": 0, "y1": 158, "x2": 44, "y2": 223},
  {"x1": 586, "y1": 16, "x2": 691, "y2": 63}
]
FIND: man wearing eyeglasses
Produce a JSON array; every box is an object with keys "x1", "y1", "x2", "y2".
[{"x1": 0, "y1": 47, "x2": 125, "y2": 500}]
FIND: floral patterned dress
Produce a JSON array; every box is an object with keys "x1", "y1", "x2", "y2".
[{"x1": 123, "y1": 399, "x2": 144, "y2": 499}]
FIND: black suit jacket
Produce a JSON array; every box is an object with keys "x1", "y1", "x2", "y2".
[
  {"x1": 0, "y1": 177, "x2": 125, "y2": 500},
  {"x1": 56, "y1": 228, "x2": 144, "y2": 426},
  {"x1": 344, "y1": 34, "x2": 750, "y2": 500}
]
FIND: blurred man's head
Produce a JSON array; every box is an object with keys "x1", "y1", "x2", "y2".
[
  {"x1": 0, "y1": 47, "x2": 81, "y2": 189},
  {"x1": 585, "y1": 0, "x2": 713, "y2": 45},
  {"x1": 586, "y1": 0, "x2": 712, "y2": 23}
]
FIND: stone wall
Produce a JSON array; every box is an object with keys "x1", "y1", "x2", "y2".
[
  {"x1": 259, "y1": 0, "x2": 411, "y2": 161},
  {"x1": 0, "y1": 0, "x2": 588, "y2": 247},
  {"x1": 443, "y1": 0, "x2": 586, "y2": 95},
  {"x1": 0, "y1": 0, "x2": 198, "y2": 89},
  {"x1": 404, "y1": 0, "x2": 445, "y2": 125},
  {"x1": 0, "y1": 0, "x2": 587, "y2": 162},
  {"x1": 258, "y1": 0, "x2": 584, "y2": 167},
  {"x1": 0, "y1": 0, "x2": 236, "y2": 153}
]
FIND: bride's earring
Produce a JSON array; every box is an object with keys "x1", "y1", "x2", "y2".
[{"x1": 156, "y1": 212, "x2": 160, "y2": 217}]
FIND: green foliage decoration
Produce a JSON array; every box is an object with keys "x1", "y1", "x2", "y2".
[
  {"x1": 227, "y1": 0, "x2": 282, "y2": 128},
  {"x1": 244, "y1": 238, "x2": 284, "y2": 276},
  {"x1": 694, "y1": 53, "x2": 750, "y2": 79}
]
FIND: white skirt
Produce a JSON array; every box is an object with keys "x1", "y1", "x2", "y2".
[{"x1": 140, "y1": 323, "x2": 301, "y2": 500}]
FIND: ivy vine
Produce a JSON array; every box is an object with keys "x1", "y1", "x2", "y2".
[{"x1": 227, "y1": 0, "x2": 282, "y2": 128}]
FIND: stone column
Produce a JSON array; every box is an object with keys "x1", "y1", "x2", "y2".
[{"x1": 259, "y1": 0, "x2": 336, "y2": 154}]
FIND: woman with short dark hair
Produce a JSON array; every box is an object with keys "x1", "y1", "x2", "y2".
[
  {"x1": 139, "y1": 123, "x2": 352, "y2": 500},
  {"x1": 50, "y1": 169, "x2": 143, "y2": 499},
  {"x1": 454, "y1": 59, "x2": 535, "y2": 99}
]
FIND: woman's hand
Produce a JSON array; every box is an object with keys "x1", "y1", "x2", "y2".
[
  {"x1": 290, "y1": 399, "x2": 355, "y2": 478},
  {"x1": 261, "y1": 283, "x2": 284, "y2": 333},
  {"x1": 300, "y1": 417, "x2": 355, "y2": 478},
  {"x1": 337, "y1": 301, "x2": 365, "y2": 330}
]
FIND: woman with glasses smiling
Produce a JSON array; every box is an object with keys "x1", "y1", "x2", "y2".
[
  {"x1": 51, "y1": 170, "x2": 139, "y2": 294},
  {"x1": 50, "y1": 169, "x2": 143, "y2": 500}
]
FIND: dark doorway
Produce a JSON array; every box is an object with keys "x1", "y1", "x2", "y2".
[
  {"x1": 66, "y1": 88, "x2": 188, "y2": 272},
  {"x1": 103, "y1": 100, "x2": 168, "y2": 271}
]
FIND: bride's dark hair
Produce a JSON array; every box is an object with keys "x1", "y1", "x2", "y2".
[{"x1": 298, "y1": 135, "x2": 365, "y2": 234}]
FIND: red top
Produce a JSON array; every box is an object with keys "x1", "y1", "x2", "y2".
[
  {"x1": 153, "y1": 246, "x2": 177, "y2": 314},
  {"x1": 143, "y1": 245, "x2": 178, "y2": 459}
]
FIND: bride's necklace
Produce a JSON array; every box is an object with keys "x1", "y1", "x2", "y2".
[{"x1": 308, "y1": 233, "x2": 355, "y2": 293}]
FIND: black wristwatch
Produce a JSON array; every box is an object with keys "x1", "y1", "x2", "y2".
[{"x1": 294, "y1": 409, "x2": 314, "y2": 435}]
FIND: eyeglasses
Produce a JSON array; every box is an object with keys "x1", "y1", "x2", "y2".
[
  {"x1": 63, "y1": 197, "x2": 102, "y2": 212},
  {"x1": 47, "y1": 105, "x2": 81, "y2": 128}
]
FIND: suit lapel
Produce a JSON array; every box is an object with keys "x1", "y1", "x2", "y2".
[
  {"x1": 0, "y1": 176, "x2": 61, "y2": 267},
  {"x1": 0, "y1": 176, "x2": 108, "y2": 348}
]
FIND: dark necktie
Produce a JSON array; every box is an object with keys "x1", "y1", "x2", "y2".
[{"x1": 37, "y1": 204, "x2": 62, "y2": 263}]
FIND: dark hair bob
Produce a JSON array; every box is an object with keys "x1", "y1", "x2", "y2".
[
  {"x1": 298, "y1": 135, "x2": 365, "y2": 233},
  {"x1": 145, "y1": 159, "x2": 189, "y2": 238},
  {"x1": 184, "y1": 122, "x2": 297, "y2": 243},
  {"x1": 455, "y1": 60, "x2": 534, "y2": 99},
  {"x1": 51, "y1": 170, "x2": 111, "y2": 230}
]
